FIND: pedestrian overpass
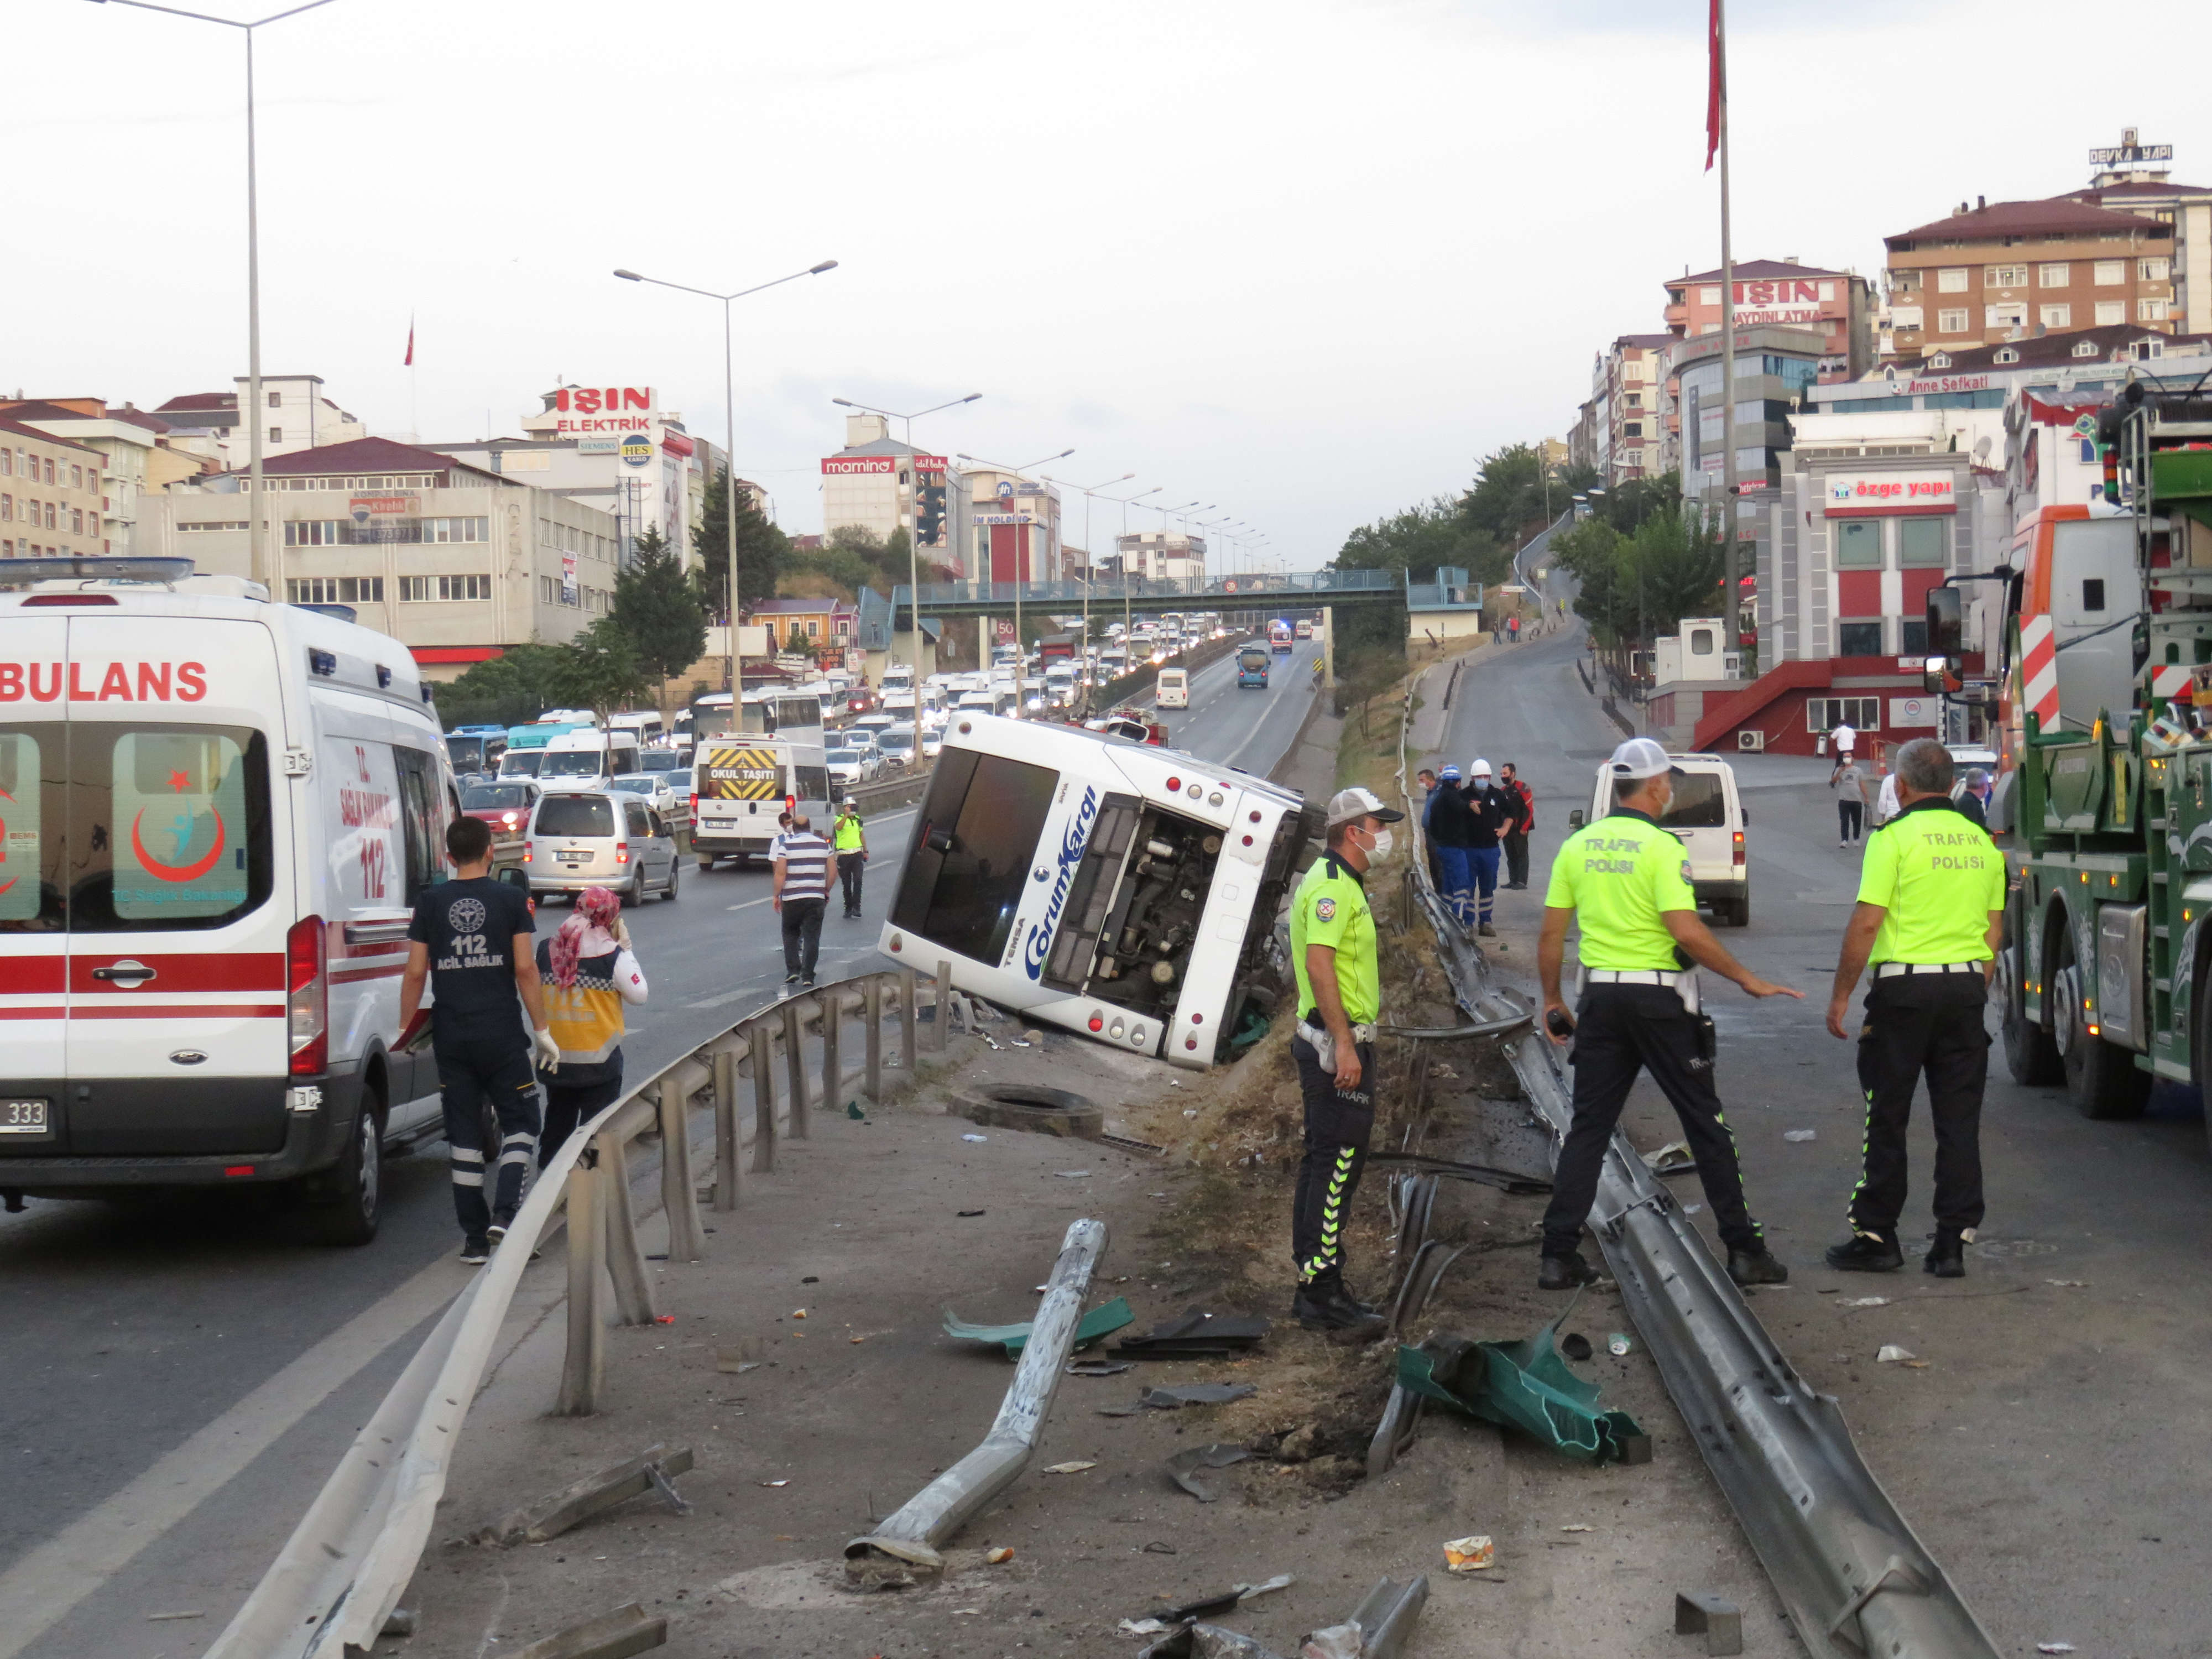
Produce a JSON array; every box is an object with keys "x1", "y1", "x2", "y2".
[{"x1": 890, "y1": 566, "x2": 1403, "y2": 623}]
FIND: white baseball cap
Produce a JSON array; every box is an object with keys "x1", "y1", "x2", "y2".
[
  {"x1": 1469, "y1": 759, "x2": 1493, "y2": 777},
  {"x1": 1324, "y1": 786, "x2": 1406, "y2": 829},
  {"x1": 1606, "y1": 737, "x2": 1684, "y2": 781}
]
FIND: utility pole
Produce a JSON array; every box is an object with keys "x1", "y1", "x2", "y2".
[{"x1": 1716, "y1": 0, "x2": 1740, "y2": 649}]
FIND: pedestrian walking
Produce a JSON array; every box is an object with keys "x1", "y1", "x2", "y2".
[
  {"x1": 1873, "y1": 746, "x2": 1901, "y2": 828},
  {"x1": 833, "y1": 800, "x2": 869, "y2": 919},
  {"x1": 398, "y1": 816, "x2": 561, "y2": 1264},
  {"x1": 1463, "y1": 760, "x2": 1509, "y2": 936},
  {"x1": 1822, "y1": 738, "x2": 2006, "y2": 1280},
  {"x1": 1829, "y1": 720, "x2": 1858, "y2": 765},
  {"x1": 1427, "y1": 763, "x2": 1475, "y2": 927},
  {"x1": 1833, "y1": 753, "x2": 1870, "y2": 848},
  {"x1": 1499, "y1": 761, "x2": 1535, "y2": 890},
  {"x1": 534, "y1": 886, "x2": 649, "y2": 1165},
  {"x1": 1287, "y1": 786, "x2": 1405, "y2": 1340},
  {"x1": 773, "y1": 813, "x2": 832, "y2": 988},
  {"x1": 1954, "y1": 768, "x2": 1992, "y2": 831},
  {"x1": 1535, "y1": 738, "x2": 1799, "y2": 1291}
]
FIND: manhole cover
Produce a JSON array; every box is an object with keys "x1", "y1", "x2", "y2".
[{"x1": 956, "y1": 1085, "x2": 1104, "y2": 1140}]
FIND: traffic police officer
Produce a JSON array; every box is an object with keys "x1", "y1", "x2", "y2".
[
  {"x1": 1823, "y1": 737, "x2": 2006, "y2": 1279},
  {"x1": 1537, "y1": 738, "x2": 1799, "y2": 1290},
  {"x1": 1286, "y1": 786, "x2": 1404, "y2": 1339},
  {"x1": 833, "y1": 801, "x2": 868, "y2": 919}
]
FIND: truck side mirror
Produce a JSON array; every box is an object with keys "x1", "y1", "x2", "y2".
[
  {"x1": 1926, "y1": 585, "x2": 1964, "y2": 659},
  {"x1": 1567, "y1": 808, "x2": 1585, "y2": 830},
  {"x1": 1923, "y1": 655, "x2": 1948, "y2": 694}
]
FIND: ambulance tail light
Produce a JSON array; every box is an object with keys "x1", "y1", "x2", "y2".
[
  {"x1": 1733, "y1": 830, "x2": 1746, "y2": 867},
  {"x1": 287, "y1": 915, "x2": 328, "y2": 1078}
]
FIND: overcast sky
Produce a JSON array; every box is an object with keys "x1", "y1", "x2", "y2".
[{"x1": 12, "y1": 0, "x2": 2212, "y2": 565}]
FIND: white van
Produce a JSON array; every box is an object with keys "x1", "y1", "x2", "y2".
[
  {"x1": 535, "y1": 728, "x2": 643, "y2": 794},
  {"x1": 0, "y1": 556, "x2": 480, "y2": 1243},
  {"x1": 1155, "y1": 667, "x2": 1190, "y2": 709},
  {"x1": 604, "y1": 710, "x2": 665, "y2": 752},
  {"x1": 1572, "y1": 752, "x2": 1750, "y2": 926}
]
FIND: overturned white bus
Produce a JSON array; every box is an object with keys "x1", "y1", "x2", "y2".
[{"x1": 879, "y1": 714, "x2": 1317, "y2": 1067}]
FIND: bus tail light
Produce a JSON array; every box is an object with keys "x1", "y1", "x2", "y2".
[{"x1": 287, "y1": 915, "x2": 327, "y2": 1078}]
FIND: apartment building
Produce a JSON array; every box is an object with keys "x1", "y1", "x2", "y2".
[
  {"x1": 1592, "y1": 334, "x2": 1672, "y2": 482},
  {"x1": 1662, "y1": 257, "x2": 1876, "y2": 383},
  {"x1": 820, "y1": 413, "x2": 963, "y2": 573},
  {"x1": 138, "y1": 435, "x2": 610, "y2": 676},
  {"x1": 1884, "y1": 196, "x2": 2176, "y2": 362},
  {"x1": 152, "y1": 374, "x2": 367, "y2": 466},
  {"x1": 2059, "y1": 128, "x2": 2212, "y2": 335},
  {"x1": 0, "y1": 398, "x2": 191, "y2": 555},
  {"x1": 0, "y1": 419, "x2": 107, "y2": 559}
]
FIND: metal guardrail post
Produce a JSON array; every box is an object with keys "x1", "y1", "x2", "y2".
[
  {"x1": 933, "y1": 960, "x2": 951, "y2": 1052},
  {"x1": 601, "y1": 1132, "x2": 658, "y2": 1325},
  {"x1": 658, "y1": 1076, "x2": 705, "y2": 1263},
  {"x1": 899, "y1": 969, "x2": 917, "y2": 1073},
  {"x1": 818, "y1": 991, "x2": 841, "y2": 1122},
  {"x1": 864, "y1": 975, "x2": 883, "y2": 1101},
  {"x1": 750, "y1": 1024, "x2": 777, "y2": 1173},
  {"x1": 711, "y1": 1046, "x2": 740, "y2": 1212},
  {"x1": 782, "y1": 1000, "x2": 808, "y2": 1138},
  {"x1": 556, "y1": 1151, "x2": 607, "y2": 1416}
]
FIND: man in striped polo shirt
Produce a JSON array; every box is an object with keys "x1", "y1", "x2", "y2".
[{"x1": 773, "y1": 813, "x2": 832, "y2": 989}]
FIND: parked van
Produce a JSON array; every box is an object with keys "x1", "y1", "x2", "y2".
[
  {"x1": 1156, "y1": 666, "x2": 1190, "y2": 709},
  {"x1": 535, "y1": 728, "x2": 643, "y2": 794},
  {"x1": 1572, "y1": 752, "x2": 1750, "y2": 926},
  {"x1": 0, "y1": 556, "x2": 478, "y2": 1243}
]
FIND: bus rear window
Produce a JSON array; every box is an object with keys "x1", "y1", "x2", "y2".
[
  {"x1": 0, "y1": 721, "x2": 273, "y2": 932},
  {"x1": 893, "y1": 750, "x2": 1059, "y2": 967}
]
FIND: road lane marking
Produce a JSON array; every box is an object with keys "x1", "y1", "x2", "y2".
[{"x1": 0, "y1": 1253, "x2": 476, "y2": 1659}]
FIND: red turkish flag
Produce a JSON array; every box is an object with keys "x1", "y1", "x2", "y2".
[
  {"x1": 1705, "y1": 0, "x2": 1723, "y2": 171},
  {"x1": 403, "y1": 316, "x2": 415, "y2": 367}
]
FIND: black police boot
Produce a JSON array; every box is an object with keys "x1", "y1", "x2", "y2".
[
  {"x1": 1537, "y1": 1250, "x2": 1599, "y2": 1291},
  {"x1": 1824, "y1": 1231, "x2": 1905, "y2": 1272},
  {"x1": 1291, "y1": 1272, "x2": 1388, "y2": 1342},
  {"x1": 1924, "y1": 1232, "x2": 1966, "y2": 1279},
  {"x1": 1728, "y1": 1245, "x2": 1790, "y2": 1286}
]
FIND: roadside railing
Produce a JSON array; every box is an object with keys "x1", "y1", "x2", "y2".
[{"x1": 206, "y1": 962, "x2": 961, "y2": 1659}]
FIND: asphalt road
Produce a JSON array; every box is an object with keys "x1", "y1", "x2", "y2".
[
  {"x1": 1430, "y1": 618, "x2": 2212, "y2": 1650},
  {"x1": 0, "y1": 638, "x2": 1323, "y2": 1659}
]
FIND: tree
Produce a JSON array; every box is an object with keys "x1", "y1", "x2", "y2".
[
  {"x1": 1335, "y1": 497, "x2": 1509, "y2": 587},
  {"x1": 1561, "y1": 508, "x2": 1723, "y2": 649},
  {"x1": 435, "y1": 641, "x2": 576, "y2": 729},
  {"x1": 610, "y1": 526, "x2": 706, "y2": 724},
  {"x1": 691, "y1": 466, "x2": 790, "y2": 620},
  {"x1": 550, "y1": 618, "x2": 650, "y2": 721}
]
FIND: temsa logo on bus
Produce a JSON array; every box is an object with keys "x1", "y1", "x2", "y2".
[{"x1": 0, "y1": 660, "x2": 208, "y2": 702}]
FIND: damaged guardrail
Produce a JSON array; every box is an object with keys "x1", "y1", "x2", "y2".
[
  {"x1": 844, "y1": 1216, "x2": 1106, "y2": 1583},
  {"x1": 1392, "y1": 677, "x2": 2002, "y2": 1658},
  {"x1": 206, "y1": 968, "x2": 939, "y2": 1659}
]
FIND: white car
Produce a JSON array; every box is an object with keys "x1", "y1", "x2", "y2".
[
  {"x1": 921, "y1": 727, "x2": 946, "y2": 759},
  {"x1": 609, "y1": 771, "x2": 685, "y2": 821},
  {"x1": 826, "y1": 745, "x2": 884, "y2": 787},
  {"x1": 1571, "y1": 752, "x2": 1749, "y2": 927}
]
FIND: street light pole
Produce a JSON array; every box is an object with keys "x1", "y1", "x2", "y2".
[
  {"x1": 955, "y1": 448, "x2": 1072, "y2": 713},
  {"x1": 832, "y1": 393, "x2": 980, "y2": 679},
  {"x1": 615, "y1": 260, "x2": 838, "y2": 703},
  {"x1": 93, "y1": 0, "x2": 345, "y2": 593}
]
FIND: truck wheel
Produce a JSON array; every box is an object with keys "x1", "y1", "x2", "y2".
[
  {"x1": 1999, "y1": 920, "x2": 2060, "y2": 1086},
  {"x1": 306, "y1": 1099, "x2": 383, "y2": 1246},
  {"x1": 2053, "y1": 925, "x2": 2149, "y2": 1120}
]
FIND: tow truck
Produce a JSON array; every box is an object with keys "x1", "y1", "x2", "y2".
[{"x1": 1945, "y1": 379, "x2": 2212, "y2": 1129}]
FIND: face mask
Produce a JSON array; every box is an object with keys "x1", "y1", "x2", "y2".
[
  {"x1": 1472, "y1": 779, "x2": 1490, "y2": 792},
  {"x1": 1366, "y1": 827, "x2": 1395, "y2": 860}
]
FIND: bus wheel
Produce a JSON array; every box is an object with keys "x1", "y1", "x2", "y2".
[
  {"x1": 2000, "y1": 900, "x2": 2060, "y2": 1086},
  {"x1": 2054, "y1": 924, "x2": 2148, "y2": 1119}
]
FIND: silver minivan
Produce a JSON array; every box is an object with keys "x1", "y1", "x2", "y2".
[{"x1": 526, "y1": 789, "x2": 680, "y2": 905}]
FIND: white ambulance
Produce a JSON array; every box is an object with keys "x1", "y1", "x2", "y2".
[{"x1": 0, "y1": 556, "x2": 471, "y2": 1243}]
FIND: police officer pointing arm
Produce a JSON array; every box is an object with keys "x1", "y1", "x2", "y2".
[
  {"x1": 1285, "y1": 787, "x2": 1404, "y2": 1342},
  {"x1": 1535, "y1": 739, "x2": 1801, "y2": 1291},
  {"x1": 1823, "y1": 737, "x2": 2006, "y2": 1280}
]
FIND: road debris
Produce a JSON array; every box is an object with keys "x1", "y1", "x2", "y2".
[
  {"x1": 1673, "y1": 1590, "x2": 1744, "y2": 1657},
  {"x1": 759, "y1": 1479, "x2": 787, "y2": 1488},
  {"x1": 1042, "y1": 1460, "x2": 1097, "y2": 1474},
  {"x1": 510, "y1": 1601, "x2": 666, "y2": 1659},
  {"x1": 961, "y1": 1133, "x2": 988, "y2": 1142},
  {"x1": 472, "y1": 1446, "x2": 696, "y2": 1545},
  {"x1": 1782, "y1": 1129, "x2": 1817, "y2": 1143},
  {"x1": 942, "y1": 1295, "x2": 1133, "y2": 1357},
  {"x1": 1640, "y1": 1140, "x2": 1696, "y2": 1175},
  {"x1": 1838, "y1": 1297, "x2": 1891, "y2": 1309},
  {"x1": 1443, "y1": 1536, "x2": 1496, "y2": 1572},
  {"x1": 1114, "y1": 1308, "x2": 1272, "y2": 1360},
  {"x1": 1135, "y1": 1576, "x2": 1414, "y2": 1659},
  {"x1": 1142, "y1": 1382, "x2": 1259, "y2": 1408},
  {"x1": 1606, "y1": 1332, "x2": 1633, "y2": 1357},
  {"x1": 2036, "y1": 1644, "x2": 2076, "y2": 1655},
  {"x1": 1066, "y1": 1359, "x2": 1134, "y2": 1377},
  {"x1": 1560, "y1": 1524, "x2": 1592, "y2": 1533},
  {"x1": 2046, "y1": 1280, "x2": 2088, "y2": 1288},
  {"x1": 957, "y1": 1209, "x2": 985, "y2": 1217},
  {"x1": 145, "y1": 1611, "x2": 206, "y2": 1621},
  {"x1": 986, "y1": 1547, "x2": 1015, "y2": 1564},
  {"x1": 1560, "y1": 1333, "x2": 1593, "y2": 1362},
  {"x1": 1876, "y1": 1345, "x2": 1916, "y2": 1364},
  {"x1": 1392, "y1": 1312, "x2": 1649, "y2": 1465},
  {"x1": 1166, "y1": 1442, "x2": 1253, "y2": 1501},
  {"x1": 1055, "y1": 1170, "x2": 1092, "y2": 1178}
]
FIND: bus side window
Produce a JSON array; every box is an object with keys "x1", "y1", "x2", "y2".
[{"x1": 393, "y1": 747, "x2": 440, "y2": 898}]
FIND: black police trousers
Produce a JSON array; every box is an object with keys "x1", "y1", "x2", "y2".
[
  {"x1": 435, "y1": 1031, "x2": 541, "y2": 1238},
  {"x1": 1291, "y1": 1033, "x2": 1376, "y2": 1283},
  {"x1": 1541, "y1": 984, "x2": 1763, "y2": 1257},
  {"x1": 1849, "y1": 974, "x2": 1990, "y2": 1240}
]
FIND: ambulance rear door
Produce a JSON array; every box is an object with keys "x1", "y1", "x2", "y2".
[
  {"x1": 0, "y1": 612, "x2": 72, "y2": 1155},
  {"x1": 62, "y1": 613, "x2": 294, "y2": 1156}
]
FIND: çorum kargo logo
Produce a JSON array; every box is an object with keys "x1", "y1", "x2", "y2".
[{"x1": 1023, "y1": 786, "x2": 1099, "y2": 980}]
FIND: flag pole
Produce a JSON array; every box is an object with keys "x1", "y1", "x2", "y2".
[{"x1": 1715, "y1": 0, "x2": 1740, "y2": 650}]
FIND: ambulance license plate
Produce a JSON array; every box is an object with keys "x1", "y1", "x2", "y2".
[{"x1": 0, "y1": 1098, "x2": 50, "y2": 1137}]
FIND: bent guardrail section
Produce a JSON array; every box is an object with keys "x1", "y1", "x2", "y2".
[
  {"x1": 1392, "y1": 679, "x2": 2001, "y2": 1658},
  {"x1": 206, "y1": 968, "x2": 936, "y2": 1659}
]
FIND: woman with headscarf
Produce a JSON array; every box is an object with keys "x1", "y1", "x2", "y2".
[{"x1": 534, "y1": 886, "x2": 649, "y2": 1165}]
